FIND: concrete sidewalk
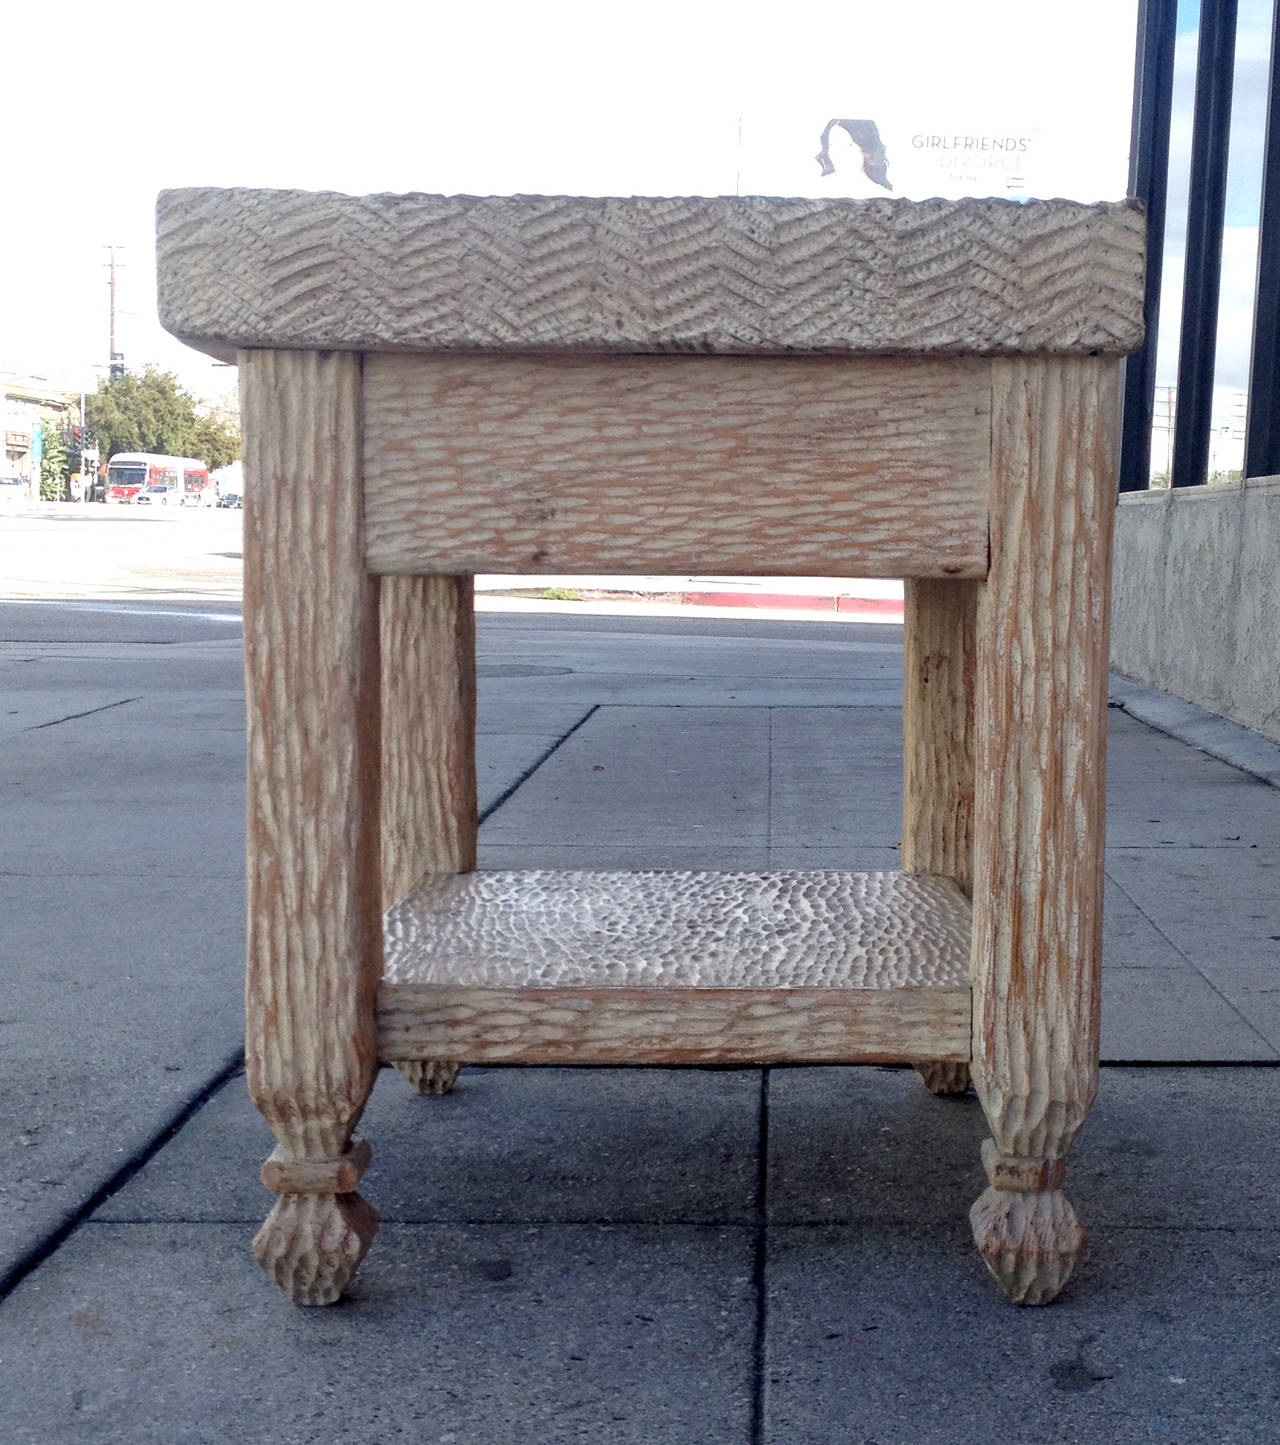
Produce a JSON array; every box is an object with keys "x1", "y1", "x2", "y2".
[{"x1": 2, "y1": 604, "x2": 1280, "y2": 1443}]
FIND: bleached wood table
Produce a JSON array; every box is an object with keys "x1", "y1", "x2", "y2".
[{"x1": 157, "y1": 189, "x2": 1144, "y2": 1307}]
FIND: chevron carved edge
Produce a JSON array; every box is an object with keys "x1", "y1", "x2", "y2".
[{"x1": 157, "y1": 190, "x2": 1145, "y2": 361}]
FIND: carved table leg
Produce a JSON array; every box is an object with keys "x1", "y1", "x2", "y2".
[
  {"x1": 969, "y1": 357, "x2": 1117, "y2": 1304},
  {"x1": 902, "y1": 576, "x2": 977, "y2": 1096},
  {"x1": 914, "y1": 1061, "x2": 972, "y2": 1096},
  {"x1": 381, "y1": 573, "x2": 477, "y2": 1094},
  {"x1": 253, "y1": 1141, "x2": 379, "y2": 1307},
  {"x1": 242, "y1": 350, "x2": 382, "y2": 1304},
  {"x1": 393, "y1": 1060, "x2": 462, "y2": 1095}
]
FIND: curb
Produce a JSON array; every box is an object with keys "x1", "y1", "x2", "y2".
[
  {"x1": 680, "y1": 590, "x2": 904, "y2": 617},
  {"x1": 1108, "y1": 675, "x2": 1280, "y2": 790},
  {"x1": 485, "y1": 587, "x2": 906, "y2": 622}
]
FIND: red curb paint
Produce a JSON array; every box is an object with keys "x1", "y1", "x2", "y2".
[
  {"x1": 685, "y1": 592, "x2": 836, "y2": 611},
  {"x1": 682, "y1": 591, "x2": 904, "y2": 618},
  {"x1": 835, "y1": 595, "x2": 904, "y2": 616}
]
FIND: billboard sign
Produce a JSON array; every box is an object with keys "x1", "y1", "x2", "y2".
[{"x1": 736, "y1": 109, "x2": 1090, "y2": 203}]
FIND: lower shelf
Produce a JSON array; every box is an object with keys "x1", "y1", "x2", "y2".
[{"x1": 378, "y1": 868, "x2": 972, "y2": 1065}]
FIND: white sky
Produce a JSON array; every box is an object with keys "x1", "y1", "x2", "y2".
[
  {"x1": 5, "y1": 0, "x2": 1144, "y2": 400},
  {"x1": 1154, "y1": 0, "x2": 1274, "y2": 433}
]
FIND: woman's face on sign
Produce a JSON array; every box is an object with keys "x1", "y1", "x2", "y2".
[{"x1": 824, "y1": 125, "x2": 865, "y2": 178}]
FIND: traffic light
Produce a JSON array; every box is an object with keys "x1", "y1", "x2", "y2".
[{"x1": 109, "y1": 352, "x2": 125, "y2": 382}]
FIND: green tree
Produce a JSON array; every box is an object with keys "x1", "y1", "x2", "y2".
[
  {"x1": 39, "y1": 422, "x2": 71, "y2": 500},
  {"x1": 190, "y1": 383, "x2": 241, "y2": 470},
  {"x1": 83, "y1": 366, "x2": 239, "y2": 468},
  {"x1": 193, "y1": 411, "x2": 241, "y2": 470}
]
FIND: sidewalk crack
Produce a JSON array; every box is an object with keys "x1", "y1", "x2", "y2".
[
  {"x1": 24, "y1": 696, "x2": 142, "y2": 731},
  {"x1": 1106, "y1": 868, "x2": 1280, "y2": 1055},
  {"x1": 477, "y1": 704, "x2": 600, "y2": 826},
  {"x1": 0, "y1": 1053, "x2": 244, "y2": 1302},
  {"x1": 750, "y1": 1068, "x2": 770, "y2": 1445}
]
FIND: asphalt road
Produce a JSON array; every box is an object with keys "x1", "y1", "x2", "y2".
[{"x1": 0, "y1": 503, "x2": 242, "y2": 604}]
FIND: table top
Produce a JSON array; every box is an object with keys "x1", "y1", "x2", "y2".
[{"x1": 157, "y1": 190, "x2": 1145, "y2": 363}]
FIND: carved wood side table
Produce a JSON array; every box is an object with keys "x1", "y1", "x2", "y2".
[{"x1": 157, "y1": 189, "x2": 1144, "y2": 1307}]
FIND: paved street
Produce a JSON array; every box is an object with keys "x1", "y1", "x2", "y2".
[
  {"x1": 2, "y1": 507, "x2": 1280, "y2": 1441},
  {"x1": 1, "y1": 504, "x2": 243, "y2": 603}
]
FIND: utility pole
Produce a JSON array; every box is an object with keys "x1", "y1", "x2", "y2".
[
  {"x1": 106, "y1": 246, "x2": 125, "y2": 380},
  {"x1": 108, "y1": 246, "x2": 116, "y2": 359},
  {"x1": 1165, "y1": 386, "x2": 1175, "y2": 478}
]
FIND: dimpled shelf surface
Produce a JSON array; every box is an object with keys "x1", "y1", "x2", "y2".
[
  {"x1": 377, "y1": 869, "x2": 973, "y2": 1066},
  {"x1": 384, "y1": 869, "x2": 970, "y2": 988}
]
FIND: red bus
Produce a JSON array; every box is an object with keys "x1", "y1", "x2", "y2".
[{"x1": 103, "y1": 453, "x2": 212, "y2": 505}]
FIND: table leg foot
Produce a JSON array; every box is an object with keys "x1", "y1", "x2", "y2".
[
  {"x1": 969, "y1": 1141, "x2": 1084, "y2": 1305},
  {"x1": 914, "y1": 1062, "x2": 971, "y2": 1096},
  {"x1": 252, "y1": 1192, "x2": 379, "y2": 1306},
  {"x1": 393, "y1": 1060, "x2": 461, "y2": 1095}
]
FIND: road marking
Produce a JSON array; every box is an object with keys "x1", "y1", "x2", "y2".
[{"x1": 4, "y1": 601, "x2": 242, "y2": 623}]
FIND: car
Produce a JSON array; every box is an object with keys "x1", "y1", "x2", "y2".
[
  {"x1": 132, "y1": 485, "x2": 176, "y2": 506},
  {"x1": 217, "y1": 490, "x2": 242, "y2": 509},
  {"x1": 0, "y1": 475, "x2": 27, "y2": 505}
]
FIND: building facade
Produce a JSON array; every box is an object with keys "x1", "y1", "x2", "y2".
[{"x1": 2, "y1": 380, "x2": 75, "y2": 492}]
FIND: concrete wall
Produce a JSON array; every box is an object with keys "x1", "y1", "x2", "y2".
[{"x1": 1111, "y1": 474, "x2": 1280, "y2": 742}]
